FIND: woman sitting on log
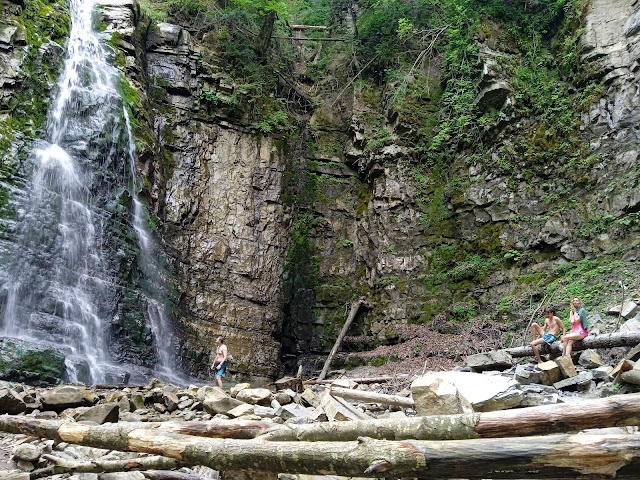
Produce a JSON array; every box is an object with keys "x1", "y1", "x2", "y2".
[{"x1": 561, "y1": 296, "x2": 589, "y2": 356}]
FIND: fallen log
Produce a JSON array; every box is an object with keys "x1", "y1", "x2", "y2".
[
  {"x1": 3, "y1": 393, "x2": 640, "y2": 444},
  {"x1": 40, "y1": 453, "x2": 183, "y2": 475},
  {"x1": 0, "y1": 419, "x2": 639, "y2": 478},
  {"x1": 329, "y1": 387, "x2": 414, "y2": 408},
  {"x1": 503, "y1": 332, "x2": 640, "y2": 358},
  {"x1": 318, "y1": 298, "x2": 368, "y2": 381},
  {"x1": 304, "y1": 375, "x2": 405, "y2": 385},
  {"x1": 142, "y1": 472, "x2": 204, "y2": 480}
]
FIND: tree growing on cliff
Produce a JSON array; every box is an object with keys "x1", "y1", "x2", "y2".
[{"x1": 232, "y1": 0, "x2": 288, "y2": 57}]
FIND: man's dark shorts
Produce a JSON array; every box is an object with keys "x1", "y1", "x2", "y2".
[{"x1": 214, "y1": 361, "x2": 227, "y2": 378}]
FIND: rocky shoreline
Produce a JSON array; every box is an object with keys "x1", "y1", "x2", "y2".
[{"x1": 1, "y1": 330, "x2": 639, "y2": 479}]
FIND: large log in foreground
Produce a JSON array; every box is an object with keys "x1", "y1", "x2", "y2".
[
  {"x1": 504, "y1": 332, "x2": 640, "y2": 358},
  {"x1": 3, "y1": 393, "x2": 637, "y2": 444},
  {"x1": 0, "y1": 418, "x2": 639, "y2": 479}
]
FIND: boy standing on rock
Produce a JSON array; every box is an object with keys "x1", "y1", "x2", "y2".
[
  {"x1": 530, "y1": 307, "x2": 566, "y2": 364},
  {"x1": 211, "y1": 336, "x2": 228, "y2": 388}
]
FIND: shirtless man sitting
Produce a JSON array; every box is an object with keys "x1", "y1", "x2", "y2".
[{"x1": 530, "y1": 307, "x2": 566, "y2": 364}]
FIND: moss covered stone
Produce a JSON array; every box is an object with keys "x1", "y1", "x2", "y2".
[{"x1": 0, "y1": 338, "x2": 65, "y2": 385}]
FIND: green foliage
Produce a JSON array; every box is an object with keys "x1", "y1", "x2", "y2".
[
  {"x1": 450, "y1": 302, "x2": 476, "y2": 323},
  {"x1": 578, "y1": 214, "x2": 615, "y2": 237},
  {"x1": 504, "y1": 249, "x2": 523, "y2": 263},
  {"x1": 0, "y1": 0, "x2": 70, "y2": 217},
  {"x1": 231, "y1": 0, "x2": 288, "y2": 15}
]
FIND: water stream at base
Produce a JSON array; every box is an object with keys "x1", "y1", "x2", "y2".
[{"x1": 0, "y1": 0, "x2": 179, "y2": 384}]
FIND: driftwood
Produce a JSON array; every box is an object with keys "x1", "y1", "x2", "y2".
[
  {"x1": 304, "y1": 376, "x2": 404, "y2": 385},
  {"x1": 504, "y1": 332, "x2": 640, "y2": 357},
  {"x1": 329, "y1": 386, "x2": 414, "y2": 408},
  {"x1": 0, "y1": 420, "x2": 638, "y2": 478},
  {"x1": 38, "y1": 454, "x2": 183, "y2": 475},
  {"x1": 318, "y1": 297, "x2": 369, "y2": 381},
  {"x1": 3, "y1": 393, "x2": 640, "y2": 444},
  {"x1": 141, "y1": 472, "x2": 204, "y2": 480}
]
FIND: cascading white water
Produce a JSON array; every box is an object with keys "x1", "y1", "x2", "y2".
[
  {"x1": 123, "y1": 108, "x2": 180, "y2": 383},
  {"x1": 0, "y1": 0, "x2": 178, "y2": 384}
]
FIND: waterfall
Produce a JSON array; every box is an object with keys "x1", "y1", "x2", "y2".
[{"x1": 0, "y1": 0, "x2": 179, "y2": 384}]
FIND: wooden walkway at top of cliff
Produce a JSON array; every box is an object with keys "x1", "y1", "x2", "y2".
[{"x1": 272, "y1": 25, "x2": 347, "y2": 41}]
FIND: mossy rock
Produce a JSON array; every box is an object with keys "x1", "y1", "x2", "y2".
[{"x1": 0, "y1": 337, "x2": 65, "y2": 386}]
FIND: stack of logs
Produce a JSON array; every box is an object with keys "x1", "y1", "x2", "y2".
[{"x1": 1, "y1": 391, "x2": 640, "y2": 479}]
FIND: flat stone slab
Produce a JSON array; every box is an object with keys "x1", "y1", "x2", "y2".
[
  {"x1": 553, "y1": 372, "x2": 593, "y2": 390},
  {"x1": 465, "y1": 351, "x2": 513, "y2": 371}
]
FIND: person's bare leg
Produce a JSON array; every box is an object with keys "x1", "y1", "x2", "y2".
[
  {"x1": 215, "y1": 375, "x2": 222, "y2": 388},
  {"x1": 563, "y1": 333, "x2": 585, "y2": 357},
  {"x1": 530, "y1": 338, "x2": 545, "y2": 364},
  {"x1": 565, "y1": 339, "x2": 574, "y2": 356},
  {"x1": 531, "y1": 324, "x2": 544, "y2": 340},
  {"x1": 531, "y1": 344, "x2": 542, "y2": 363}
]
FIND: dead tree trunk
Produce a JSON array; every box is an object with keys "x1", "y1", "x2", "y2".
[
  {"x1": 39, "y1": 454, "x2": 183, "y2": 475},
  {"x1": 304, "y1": 375, "x2": 403, "y2": 385},
  {"x1": 256, "y1": 10, "x2": 276, "y2": 57},
  {"x1": 329, "y1": 387, "x2": 414, "y2": 408},
  {"x1": 0, "y1": 419, "x2": 638, "y2": 479},
  {"x1": 2, "y1": 393, "x2": 640, "y2": 443},
  {"x1": 317, "y1": 298, "x2": 368, "y2": 381},
  {"x1": 504, "y1": 332, "x2": 640, "y2": 357}
]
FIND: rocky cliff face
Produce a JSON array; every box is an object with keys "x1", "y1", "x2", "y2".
[
  {"x1": 100, "y1": 1, "x2": 289, "y2": 378},
  {"x1": 98, "y1": 0, "x2": 640, "y2": 378},
  {"x1": 3, "y1": 0, "x2": 639, "y2": 381}
]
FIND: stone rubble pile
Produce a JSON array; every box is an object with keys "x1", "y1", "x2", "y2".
[{"x1": 0, "y1": 339, "x2": 639, "y2": 479}]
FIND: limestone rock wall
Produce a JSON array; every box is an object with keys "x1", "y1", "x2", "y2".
[
  {"x1": 100, "y1": 0, "x2": 640, "y2": 378},
  {"x1": 101, "y1": 2, "x2": 288, "y2": 378}
]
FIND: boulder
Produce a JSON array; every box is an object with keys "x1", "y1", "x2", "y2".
[
  {"x1": 129, "y1": 393, "x2": 145, "y2": 410},
  {"x1": 609, "y1": 359, "x2": 634, "y2": 379},
  {"x1": 12, "y1": 443, "x2": 41, "y2": 462},
  {"x1": 555, "y1": 355, "x2": 577, "y2": 378},
  {"x1": 227, "y1": 403, "x2": 255, "y2": 418},
  {"x1": 553, "y1": 372, "x2": 593, "y2": 390},
  {"x1": 235, "y1": 388, "x2": 272, "y2": 406},
  {"x1": 42, "y1": 386, "x2": 97, "y2": 412},
  {"x1": 163, "y1": 392, "x2": 180, "y2": 412},
  {"x1": 620, "y1": 370, "x2": 640, "y2": 386},
  {"x1": 229, "y1": 383, "x2": 251, "y2": 398},
  {"x1": 298, "y1": 388, "x2": 320, "y2": 408},
  {"x1": 592, "y1": 365, "x2": 613, "y2": 381},
  {"x1": 538, "y1": 360, "x2": 562, "y2": 384},
  {"x1": 202, "y1": 387, "x2": 244, "y2": 415},
  {"x1": 0, "y1": 388, "x2": 27, "y2": 414},
  {"x1": 277, "y1": 403, "x2": 311, "y2": 421},
  {"x1": 75, "y1": 403, "x2": 119, "y2": 424},
  {"x1": 274, "y1": 392, "x2": 292, "y2": 405},
  {"x1": 0, "y1": 338, "x2": 65, "y2": 386},
  {"x1": 622, "y1": 302, "x2": 640, "y2": 320},
  {"x1": 519, "y1": 384, "x2": 559, "y2": 407},
  {"x1": 465, "y1": 351, "x2": 513, "y2": 371},
  {"x1": 254, "y1": 405, "x2": 277, "y2": 417},
  {"x1": 620, "y1": 318, "x2": 640, "y2": 333},
  {"x1": 331, "y1": 379, "x2": 358, "y2": 389},
  {"x1": 410, "y1": 374, "x2": 472, "y2": 415},
  {"x1": 578, "y1": 350, "x2": 603, "y2": 368},
  {"x1": 515, "y1": 362, "x2": 560, "y2": 386}
]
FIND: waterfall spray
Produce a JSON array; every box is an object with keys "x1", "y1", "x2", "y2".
[{"x1": 0, "y1": 0, "x2": 179, "y2": 384}]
